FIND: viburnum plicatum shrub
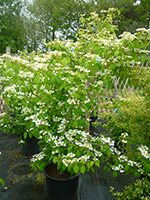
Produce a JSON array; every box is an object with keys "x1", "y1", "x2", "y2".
[{"x1": 0, "y1": 8, "x2": 150, "y2": 198}]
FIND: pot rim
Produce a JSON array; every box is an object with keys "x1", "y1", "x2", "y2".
[{"x1": 43, "y1": 161, "x2": 81, "y2": 181}]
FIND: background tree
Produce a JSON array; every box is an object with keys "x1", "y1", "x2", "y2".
[
  {"x1": 27, "y1": 0, "x2": 92, "y2": 48},
  {"x1": 88, "y1": 0, "x2": 149, "y2": 35},
  {"x1": 0, "y1": 0, "x2": 26, "y2": 53},
  {"x1": 133, "y1": 0, "x2": 150, "y2": 29}
]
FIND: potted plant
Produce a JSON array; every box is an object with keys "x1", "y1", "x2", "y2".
[
  {"x1": 0, "y1": 57, "x2": 41, "y2": 156},
  {"x1": 0, "y1": 8, "x2": 149, "y2": 199}
]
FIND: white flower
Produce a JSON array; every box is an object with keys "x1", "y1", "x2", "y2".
[
  {"x1": 31, "y1": 151, "x2": 46, "y2": 162},
  {"x1": 121, "y1": 132, "x2": 128, "y2": 137},
  {"x1": 53, "y1": 116, "x2": 62, "y2": 122},
  {"x1": 18, "y1": 140, "x2": 25, "y2": 144},
  {"x1": 62, "y1": 159, "x2": 70, "y2": 167},
  {"x1": 118, "y1": 155, "x2": 128, "y2": 162},
  {"x1": 52, "y1": 150, "x2": 59, "y2": 154},
  {"x1": 66, "y1": 153, "x2": 76, "y2": 158},
  {"x1": 119, "y1": 32, "x2": 137, "y2": 41},
  {"x1": 138, "y1": 145, "x2": 150, "y2": 159},
  {"x1": 136, "y1": 28, "x2": 150, "y2": 33},
  {"x1": 112, "y1": 164, "x2": 124, "y2": 173}
]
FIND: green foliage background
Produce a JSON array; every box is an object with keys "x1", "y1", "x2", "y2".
[{"x1": 0, "y1": 0, "x2": 150, "y2": 53}]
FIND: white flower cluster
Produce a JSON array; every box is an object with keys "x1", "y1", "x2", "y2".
[
  {"x1": 21, "y1": 107, "x2": 33, "y2": 115},
  {"x1": 75, "y1": 141, "x2": 93, "y2": 150},
  {"x1": 18, "y1": 140, "x2": 25, "y2": 144},
  {"x1": 31, "y1": 151, "x2": 46, "y2": 162},
  {"x1": 53, "y1": 116, "x2": 62, "y2": 122},
  {"x1": 93, "y1": 149, "x2": 103, "y2": 157},
  {"x1": 62, "y1": 154, "x2": 90, "y2": 167},
  {"x1": 136, "y1": 28, "x2": 150, "y2": 33},
  {"x1": 18, "y1": 71, "x2": 34, "y2": 78},
  {"x1": 119, "y1": 32, "x2": 137, "y2": 41},
  {"x1": 4, "y1": 85, "x2": 16, "y2": 94},
  {"x1": 57, "y1": 118, "x2": 69, "y2": 133},
  {"x1": 100, "y1": 135, "x2": 115, "y2": 147},
  {"x1": 138, "y1": 145, "x2": 150, "y2": 159},
  {"x1": 25, "y1": 113, "x2": 49, "y2": 127},
  {"x1": 43, "y1": 89, "x2": 54, "y2": 95},
  {"x1": 122, "y1": 139, "x2": 127, "y2": 143},
  {"x1": 121, "y1": 132, "x2": 128, "y2": 137},
  {"x1": 30, "y1": 62, "x2": 48, "y2": 71},
  {"x1": 118, "y1": 155, "x2": 128, "y2": 162},
  {"x1": 112, "y1": 164, "x2": 124, "y2": 173},
  {"x1": 75, "y1": 65, "x2": 90, "y2": 73},
  {"x1": 67, "y1": 98, "x2": 80, "y2": 105},
  {"x1": 0, "y1": 76, "x2": 12, "y2": 83},
  {"x1": 52, "y1": 150, "x2": 59, "y2": 154},
  {"x1": 109, "y1": 147, "x2": 121, "y2": 155},
  {"x1": 58, "y1": 124, "x2": 66, "y2": 133}
]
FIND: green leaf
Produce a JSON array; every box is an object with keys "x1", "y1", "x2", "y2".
[
  {"x1": 81, "y1": 73, "x2": 86, "y2": 79},
  {"x1": 109, "y1": 63, "x2": 116, "y2": 70},
  {"x1": 62, "y1": 59, "x2": 68, "y2": 66},
  {"x1": 90, "y1": 161, "x2": 94, "y2": 167},
  {"x1": 13, "y1": 64, "x2": 20, "y2": 74},
  {"x1": 133, "y1": 171, "x2": 140, "y2": 177},
  {"x1": 125, "y1": 165, "x2": 129, "y2": 171},
  {"x1": 144, "y1": 163, "x2": 150, "y2": 173},
  {"x1": 103, "y1": 165, "x2": 107, "y2": 171},
  {"x1": 44, "y1": 75, "x2": 48, "y2": 83},
  {"x1": 76, "y1": 150, "x2": 81, "y2": 157},
  {"x1": 95, "y1": 159, "x2": 100, "y2": 168},
  {"x1": 74, "y1": 165, "x2": 79, "y2": 174},
  {"x1": 91, "y1": 167, "x2": 96, "y2": 173},
  {"x1": 80, "y1": 165, "x2": 86, "y2": 174},
  {"x1": 23, "y1": 132, "x2": 27, "y2": 139},
  {"x1": 112, "y1": 171, "x2": 117, "y2": 178},
  {"x1": 107, "y1": 149, "x2": 111, "y2": 157},
  {"x1": 34, "y1": 72, "x2": 40, "y2": 84},
  {"x1": 141, "y1": 55, "x2": 147, "y2": 63},
  {"x1": 91, "y1": 57, "x2": 96, "y2": 64},
  {"x1": 123, "y1": 68, "x2": 127, "y2": 76},
  {"x1": 53, "y1": 156, "x2": 57, "y2": 164},
  {"x1": 107, "y1": 82, "x2": 113, "y2": 90},
  {"x1": 83, "y1": 61, "x2": 88, "y2": 68},
  {"x1": 69, "y1": 77, "x2": 74, "y2": 83},
  {"x1": 106, "y1": 167, "x2": 110, "y2": 172},
  {"x1": 6, "y1": 61, "x2": 12, "y2": 68},
  {"x1": 114, "y1": 50, "x2": 119, "y2": 56},
  {"x1": 57, "y1": 160, "x2": 62, "y2": 170},
  {"x1": 68, "y1": 145, "x2": 72, "y2": 152},
  {"x1": 0, "y1": 178, "x2": 5, "y2": 187},
  {"x1": 32, "y1": 128, "x2": 39, "y2": 138},
  {"x1": 74, "y1": 93, "x2": 80, "y2": 98},
  {"x1": 87, "y1": 163, "x2": 90, "y2": 169}
]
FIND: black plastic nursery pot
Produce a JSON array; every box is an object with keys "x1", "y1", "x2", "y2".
[
  {"x1": 20, "y1": 136, "x2": 40, "y2": 156},
  {"x1": 44, "y1": 162, "x2": 81, "y2": 200}
]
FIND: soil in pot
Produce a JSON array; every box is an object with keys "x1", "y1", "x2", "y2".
[{"x1": 45, "y1": 162, "x2": 72, "y2": 179}]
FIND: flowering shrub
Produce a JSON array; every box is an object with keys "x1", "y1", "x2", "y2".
[{"x1": 0, "y1": 8, "x2": 150, "y2": 198}]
